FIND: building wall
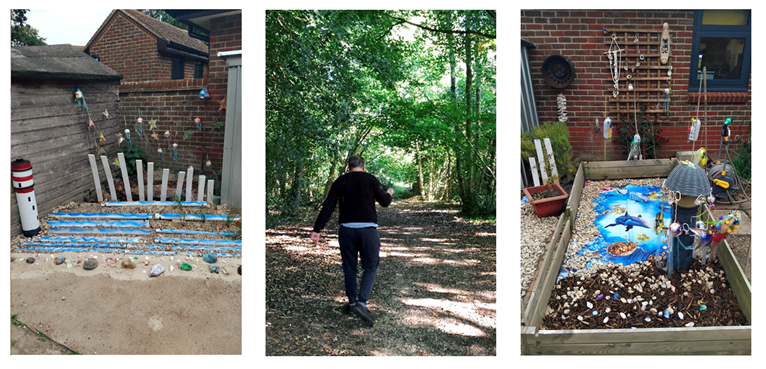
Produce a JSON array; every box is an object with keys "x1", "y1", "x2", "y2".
[
  {"x1": 88, "y1": 11, "x2": 207, "y2": 83},
  {"x1": 88, "y1": 10, "x2": 222, "y2": 177},
  {"x1": 10, "y1": 80, "x2": 121, "y2": 237},
  {"x1": 521, "y1": 10, "x2": 751, "y2": 162},
  {"x1": 207, "y1": 13, "x2": 242, "y2": 102}
]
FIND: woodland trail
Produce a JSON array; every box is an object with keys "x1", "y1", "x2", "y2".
[{"x1": 265, "y1": 199, "x2": 496, "y2": 356}]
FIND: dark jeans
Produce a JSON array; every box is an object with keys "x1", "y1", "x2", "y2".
[{"x1": 338, "y1": 226, "x2": 380, "y2": 304}]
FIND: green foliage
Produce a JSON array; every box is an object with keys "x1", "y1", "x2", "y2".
[
  {"x1": 732, "y1": 133, "x2": 751, "y2": 181},
  {"x1": 521, "y1": 122, "x2": 578, "y2": 183},
  {"x1": 120, "y1": 145, "x2": 148, "y2": 176},
  {"x1": 11, "y1": 314, "x2": 17, "y2": 320},
  {"x1": 11, "y1": 9, "x2": 46, "y2": 46},
  {"x1": 614, "y1": 104, "x2": 668, "y2": 160}
]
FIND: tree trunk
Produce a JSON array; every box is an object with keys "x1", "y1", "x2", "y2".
[{"x1": 415, "y1": 141, "x2": 425, "y2": 199}]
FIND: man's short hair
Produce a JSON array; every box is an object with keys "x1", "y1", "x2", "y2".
[{"x1": 348, "y1": 155, "x2": 365, "y2": 169}]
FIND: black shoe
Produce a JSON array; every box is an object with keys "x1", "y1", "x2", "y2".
[
  {"x1": 341, "y1": 303, "x2": 353, "y2": 315},
  {"x1": 350, "y1": 304, "x2": 374, "y2": 326}
]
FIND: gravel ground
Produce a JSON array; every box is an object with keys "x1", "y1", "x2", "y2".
[{"x1": 520, "y1": 203, "x2": 558, "y2": 299}]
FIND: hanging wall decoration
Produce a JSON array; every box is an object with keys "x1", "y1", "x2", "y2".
[
  {"x1": 183, "y1": 131, "x2": 193, "y2": 140},
  {"x1": 135, "y1": 117, "x2": 145, "y2": 141},
  {"x1": 158, "y1": 148, "x2": 164, "y2": 162},
  {"x1": 195, "y1": 117, "x2": 202, "y2": 131},
  {"x1": 660, "y1": 22, "x2": 671, "y2": 64},
  {"x1": 172, "y1": 143, "x2": 178, "y2": 161},
  {"x1": 557, "y1": 94, "x2": 567, "y2": 123},
  {"x1": 218, "y1": 97, "x2": 227, "y2": 111},
  {"x1": 199, "y1": 87, "x2": 210, "y2": 99},
  {"x1": 125, "y1": 129, "x2": 132, "y2": 147}
]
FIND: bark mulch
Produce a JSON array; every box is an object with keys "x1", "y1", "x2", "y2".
[{"x1": 541, "y1": 256, "x2": 749, "y2": 330}]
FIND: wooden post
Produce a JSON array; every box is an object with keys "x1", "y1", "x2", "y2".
[
  {"x1": 87, "y1": 154, "x2": 103, "y2": 202},
  {"x1": 207, "y1": 179, "x2": 215, "y2": 204},
  {"x1": 534, "y1": 139, "x2": 548, "y2": 184},
  {"x1": 100, "y1": 155, "x2": 117, "y2": 201},
  {"x1": 528, "y1": 157, "x2": 540, "y2": 187},
  {"x1": 146, "y1": 162, "x2": 154, "y2": 201},
  {"x1": 136, "y1": 160, "x2": 144, "y2": 201},
  {"x1": 175, "y1": 171, "x2": 185, "y2": 201},
  {"x1": 117, "y1": 152, "x2": 132, "y2": 202},
  {"x1": 185, "y1": 167, "x2": 194, "y2": 201},
  {"x1": 160, "y1": 168, "x2": 169, "y2": 201},
  {"x1": 543, "y1": 138, "x2": 559, "y2": 184},
  {"x1": 197, "y1": 175, "x2": 206, "y2": 202}
]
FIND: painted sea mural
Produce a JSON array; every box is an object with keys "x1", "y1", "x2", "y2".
[{"x1": 559, "y1": 183, "x2": 672, "y2": 280}]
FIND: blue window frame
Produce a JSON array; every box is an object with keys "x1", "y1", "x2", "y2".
[
  {"x1": 171, "y1": 55, "x2": 184, "y2": 80},
  {"x1": 689, "y1": 10, "x2": 751, "y2": 92}
]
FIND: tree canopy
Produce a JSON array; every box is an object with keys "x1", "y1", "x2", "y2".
[
  {"x1": 11, "y1": 9, "x2": 46, "y2": 46},
  {"x1": 266, "y1": 10, "x2": 496, "y2": 221}
]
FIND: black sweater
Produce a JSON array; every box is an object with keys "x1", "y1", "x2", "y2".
[{"x1": 312, "y1": 171, "x2": 392, "y2": 232}]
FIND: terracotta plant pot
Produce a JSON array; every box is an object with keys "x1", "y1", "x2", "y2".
[{"x1": 523, "y1": 183, "x2": 569, "y2": 218}]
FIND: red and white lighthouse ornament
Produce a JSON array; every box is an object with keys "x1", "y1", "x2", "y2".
[{"x1": 11, "y1": 159, "x2": 41, "y2": 237}]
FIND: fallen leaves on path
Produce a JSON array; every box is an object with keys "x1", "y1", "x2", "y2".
[{"x1": 265, "y1": 199, "x2": 496, "y2": 356}]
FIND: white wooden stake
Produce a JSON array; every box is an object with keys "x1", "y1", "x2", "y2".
[
  {"x1": 100, "y1": 155, "x2": 117, "y2": 201},
  {"x1": 529, "y1": 157, "x2": 540, "y2": 187},
  {"x1": 185, "y1": 167, "x2": 194, "y2": 201},
  {"x1": 198, "y1": 175, "x2": 206, "y2": 202},
  {"x1": 136, "y1": 160, "x2": 144, "y2": 201},
  {"x1": 146, "y1": 162, "x2": 154, "y2": 201},
  {"x1": 88, "y1": 154, "x2": 103, "y2": 202},
  {"x1": 207, "y1": 179, "x2": 215, "y2": 204},
  {"x1": 534, "y1": 139, "x2": 548, "y2": 184},
  {"x1": 117, "y1": 152, "x2": 132, "y2": 202},
  {"x1": 160, "y1": 168, "x2": 169, "y2": 201},
  {"x1": 543, "y1": 138, "x2": 559, "y2": 184},
  {"x1": 175, "y1": 171, "x2": 185, "y2": 201}
]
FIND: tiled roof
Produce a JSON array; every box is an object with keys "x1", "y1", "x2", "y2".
[{"x1": 86, "y1": 9, "x2": 208, "y2": 55}]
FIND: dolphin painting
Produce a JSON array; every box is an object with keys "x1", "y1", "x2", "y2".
[{"x1": 603, "y1": 212, "x2": 652, "y2": 232}]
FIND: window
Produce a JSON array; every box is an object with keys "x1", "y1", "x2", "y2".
[
  {"x1": 194, "y1": 60, "x2": 204, "y2": 79},
  {"x1": 689, "y1": 10, "x2": 751, "y2": 92},
  {"x1": 171, "y1": 55, "x2": 185, "y2": 80}
]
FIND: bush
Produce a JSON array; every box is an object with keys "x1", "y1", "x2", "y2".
[
  {"x1": 521, "y1": 121, "x2": 578, "y2": 183},
  {"x1": 732, "y1": 132, "x2": 751, "y2": 181},
  {"x1": 120, "y1": 145, "x2": 148, "y2": 176},
  {"x1": 614, "y1": 104, "x2": 668, "y2": 159}
]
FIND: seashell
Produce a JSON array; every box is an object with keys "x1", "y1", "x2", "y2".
[
  {"x1": 650, "y1": 308, "x2": 657, "y2": 314},
  {"x1": 564, "y1": 309, "x2": 570, "y2": 314},
  {"x1": 645, "y1": 318, "x2": 651, "y2": 322},
  {"x1": 603, "y1": 317, "x2": 609, "y2": 324},
  {"x1": 605, "y1": 307, "x2": 611, "y2": 313},
  {"x1": 667, "y1": 307, "x2": 674, "y2": 314},
  {"x1": 685, "y1": 322, "x2": 695, "y2": 327},
  {"x1": 587, "y1": 301, "x2": 593, "y2": 309},
  {"x1": 678, "y1": 312, "x2": 684, "y2": 320},
  {"x1": 620, "y1": 312, "x2": 626, "y2": 319},
  {"x1": 577, "y1": 316, "x2": 583, "y2": 321},
  {"x1": 627, "y1": 299, "x2": 633, "y2": 304},
  {"x1": 620, "y1": 298, "x2": 627, "y2": 304}
]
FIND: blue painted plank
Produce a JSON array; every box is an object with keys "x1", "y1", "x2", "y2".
[
  {"x1": 48, "y1": 228, "x2": 151, "y2": 235},
  {"x1": 155, "y1": 238, "x2": 241, "y2": 246},
  {"x1": 169, "y1": 245, "x2": 242, "y2": 251},
  {"x1": 50, "y1": 212, "x2": 153, "y2": 220},
  {"x1": 24, "y1": 242, "x2": 127, "y2": 249},
  {"x1": 47, "y1": 220, "x2": 149, "y2": 228},
  {"x1": 40, "y1": 236, "x2": 143, "y2": 243},
  {"x1": 157, "y1": 213, "x2": 240, "y2": 222},
  {"x1": 103, "y1": 201, "x2": 207, "y2": 207},
  {"x1": 155, "y1": 229, "x2": 239, "y2": 237},
  {"x1": 19, "y1": 247, "x2": 128, "y2": 253},
  {"x1": 124, "y1": 250, "x2": 178, "y2": 255},
  {"x1": 185, "y1": 252, "x2": 239, "y2": 257}
]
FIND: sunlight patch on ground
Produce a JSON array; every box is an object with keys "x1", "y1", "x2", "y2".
[
  {"x1": 401, "y1": 209, "x2": 459, "y2": 214},
  {"x1": 380, "y1": 251, "x2": 429, "y2": 259},
  {"x1": 442, "y1": 259, "x2": 481, "y2": 266},
  {"x1": 400, "y1": 297, "x2": 496, "y2": 331},
  {"x1": 475, "y1": 232, "x2": 495, "y2": 237},
  {"x1": 434, "y1": 317, "x2": 486, "y2": 336},
  {"x1": 419, "y1": 238, "x2": 451, "y2": 243},
  {"x1": 411, "y1": 257, "x2": 439, "y2": 264},
  {"x1": 479, "y1": 271, "x2": 496, "y2": 276},
  {"x1": 440, "y1": 247, "x2": 482, "y2": 253},
  {"x1": 413, "y1": 282, "x2": 475, "y2": 296}
]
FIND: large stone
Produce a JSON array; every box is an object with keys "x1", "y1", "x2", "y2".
[
  {"x1": 83, "y1": 258, "x2": 98, "y2": 270},
  {"x1": 122, "y1": 258, "x2": 136, "y2": 269}
]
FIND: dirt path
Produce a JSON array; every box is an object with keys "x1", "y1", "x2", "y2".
[{"x1": 265, "y1": 199, "x2": 496, "y2": 356}]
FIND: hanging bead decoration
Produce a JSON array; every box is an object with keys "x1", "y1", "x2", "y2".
[
  {"x1": 557, "y1": 94, "x2": 568, "y2": 123},
  {"x1": 606, "y1": 32, "x2": 623, "y2": 99}
]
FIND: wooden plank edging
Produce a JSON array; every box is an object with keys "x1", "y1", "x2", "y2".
[
  {"x1": 523, "y1": 211, "x2": 567, "y2": 326},
  {"x1": 529, "y1": 218, "x2": 571, "y2": 327}
]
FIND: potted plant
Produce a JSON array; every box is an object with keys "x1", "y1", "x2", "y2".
[{"x1": 523, "y1": 173, "x2": 569, "y2": 218}]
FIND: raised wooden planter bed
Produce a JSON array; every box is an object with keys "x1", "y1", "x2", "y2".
[{"x1": 521, "y1": 158, "x2": 751, "y2": 355}]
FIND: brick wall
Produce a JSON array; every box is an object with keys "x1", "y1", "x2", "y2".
[
  {"x1": 207, "y1": 13, "x2": 242, "y2": 101},
  {"x1": 521, "y1": 10, "x2": 751, "y2": 162},
  {"x1": 88, "y1": 10, "x2": 223, "y2": 177}
]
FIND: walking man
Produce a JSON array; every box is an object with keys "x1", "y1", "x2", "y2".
[{"x1": 311, "y1": 155, "x2": 393, "y2": 326}]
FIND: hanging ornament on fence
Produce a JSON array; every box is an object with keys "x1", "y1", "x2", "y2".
[
  {"x1": 99, "y1": 132, "x2": 106, "y2": 142},
  {"x1": 627, "y1": 133, "x2": 641, "y2": 161},
  {"x1": 165, "y1": 131, "x2": 172, "y2": 150},
  {"x1": 158, "y1": 148, "x2": 164, "y2": 162},
  {"x1": 148, "y1": 117, "x2": 158, "y2": 131},
  {"x1": 116, "y1": 132, "x2": 124, "y2": 145},
  {"x1": 74, "y1": 89, "x2": 88, "y2": 113},
  {"x1": 86, "y1": 115, "x2": 95, "y2": 128},
  {"x1": 103, "y1": 109, "x2": 109, "y2": 119},
  {"x1": 125, "y1": 129, "x2": 132, "y2": 147},
  {"x1": 213, "y1": 118, "x2": 223, "y2": 128},
  {"x1": 195, "y1": 117, "x2": 202, "y2": 131},
  {"x1": 557, "y1": 94, "x2": 567, "y2": 123},
  {"x1": 218, "y1": 97, "x2": 227, "y2": 111},
  {"x1": 135, "y1": 117, "x2": 144, "y2": 141},
  {"x1": 172, "y1": 143, "x2": 178, "y2": 161}
]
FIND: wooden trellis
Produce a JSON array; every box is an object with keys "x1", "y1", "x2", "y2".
[{"x1": 604, "y1": 27, "x2": 673, "y2": 124}]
